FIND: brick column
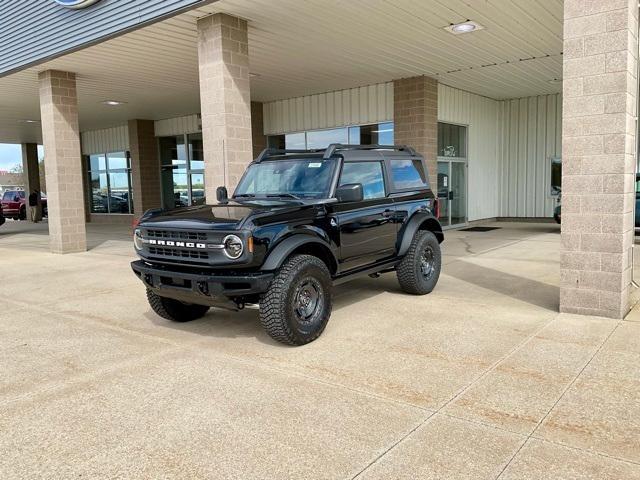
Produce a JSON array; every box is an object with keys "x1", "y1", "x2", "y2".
[
  {"x1": 560, "y1": 1, "x2": 639, "y2": 318},
  {"x1": 128, "y1": 119, "x2": 161, "y2": 217},
  {"x1": 197, "y1": 13, "x2": 253, "y2": 198},
  {"x1": 251, "y1": 101, "x2": 266, "y2": 158},
  {"x1": 38, "y1": 70, "x2": 86, "y2": 253},
  {"x1": 393, "y1": 76, "x2": 438, "y2": 187},
  {"x1": 21, "y1": 143, "x2": 42, "y2": 222}
]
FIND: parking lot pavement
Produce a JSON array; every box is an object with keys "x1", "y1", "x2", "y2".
[{"x1": 1, "y1": 220, "x2": 639, "y2": 479}]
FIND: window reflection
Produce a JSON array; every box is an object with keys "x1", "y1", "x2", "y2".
[
  {"x1": 88, "y1": 151, "x2": 133, "y2": 214},
  {"x1": 273, "y1": 122, "x2": 394, "y2": 150}
]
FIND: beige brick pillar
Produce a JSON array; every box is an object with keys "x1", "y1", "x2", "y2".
[
  {"x1": 128, "y1": 119, "x2": 161, "y2": 217},
  {"x1": 197, "y1": 13, "x2": 252, "y2": 198},
  {"x1": 38, "y1": 70, "x2": 86, "y2": 253},
  {"x1": 393, "y1": 76, "x2": 438, "y2": 187},
  {"x1": 560, "y1": 0, "x2": 639, "y2": 318},
  {"x1": 251, "y1": 101, "x2": 266, "y2": 159},
  {"x1": 21, "y1": 143, "x2": 42, "y2": 222}
]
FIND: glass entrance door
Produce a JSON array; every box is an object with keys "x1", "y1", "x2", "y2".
[
  {"x1": 437, "y1": 159, "x2": 467, "y2": 228},
  {"x1": 160, "y1": 133, "x2": 205, "y2": 209}
]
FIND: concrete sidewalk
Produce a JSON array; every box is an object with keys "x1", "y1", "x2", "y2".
[{"x1": 0, "y1": 221, "x2": 638, "y2": 479}]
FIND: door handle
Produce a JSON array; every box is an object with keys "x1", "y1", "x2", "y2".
[{"x1": 448, "y1": 191, "x2": 454, "y2": 200}]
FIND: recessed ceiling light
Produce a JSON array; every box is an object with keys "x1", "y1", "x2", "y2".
[
  {"x1": 249, "y1": 72, "x2": 260, "y2": 78},
  {"x1": 548, "y1": 78, "x2": 563, "y2": 84},
  {"x1": 101, "y1": 100, "x2": 126, "y2": 106},
  {"x1": 445, "y1": 20, "x2": 484, "y2": 35},
  {"x1": 18, "y1": 119, "x2": 39, "y2": 123}
]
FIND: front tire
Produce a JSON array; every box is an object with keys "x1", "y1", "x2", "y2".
[
  {"x1": 146, "y1": 289, "x2": 210, "y2": 322},
  {"x1": 259, "y1": 254, "x2": 332, "y2": 346},
  {"x1": 19, "y1": 207, "x2": 26, "y2": 221},
  {"x1": 396, "y1": 230, "x2": 441, "y2": 295}
]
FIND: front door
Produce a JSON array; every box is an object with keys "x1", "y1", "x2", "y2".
[
  {"x1": 334, "y1": 161, "x2": 397, "y2": 271},
  {"x1": 437, "y1": 159, "x2": 467, "y2": 228}
]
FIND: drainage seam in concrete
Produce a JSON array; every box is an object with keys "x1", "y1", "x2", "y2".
[{"x1": 493, "y1": 320, "x2": 624, "y2": 480}]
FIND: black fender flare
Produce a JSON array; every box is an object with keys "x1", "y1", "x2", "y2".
[
  {"x1": 397, "y1": 213, "x2": 444, "y2": 256},
  {"x1": 260, "y1": 235, "x2": 338, "y2": 272}
]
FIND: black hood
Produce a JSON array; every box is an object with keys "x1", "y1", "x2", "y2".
[{"x1": 140, "y1": 200, "x2": 306, "y2": 230}]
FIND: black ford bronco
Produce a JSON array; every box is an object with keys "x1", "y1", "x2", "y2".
[{"x1": 132, "y1": 144, "x2": 444, "y2": 345}]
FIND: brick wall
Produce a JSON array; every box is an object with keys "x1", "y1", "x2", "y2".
[
  {"x1": 393, "y1": 76, "x2": 438, "y2": 188},
  {"x1": 128, "y1": 119, "x2": 161, "y2": 216},
  {"x1": 560, "y1": 0, "x2": 639, "y2": 318}
]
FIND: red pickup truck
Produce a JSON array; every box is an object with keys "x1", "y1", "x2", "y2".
[{"x1": 0, "y1": 190, "x2": 47, "y2": 220}]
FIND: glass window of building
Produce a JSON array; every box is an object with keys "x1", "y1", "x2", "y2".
[
  {"x1": 160, "y1": 133, "x2": 205, "y2": 209},
  {"x1": 438, "y1": 123, "x2": 467, "y2": 158},
  {"x1": 88, "y1": 151, "x2": 133, "y2": 214},
  {"x1": 269, "y1": 122, "x2": 394, "y2": 151}
]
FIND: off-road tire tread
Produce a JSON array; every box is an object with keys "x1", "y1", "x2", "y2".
[
  {"x1": 396, "y1": 230, "x2": 441, "y2": 295},
  {"x1": 259, "y1": 254, "x2": 331, "y2": 345},
  {"x1": 146, "y1": 288, "x2": 210, "y2": 322}
]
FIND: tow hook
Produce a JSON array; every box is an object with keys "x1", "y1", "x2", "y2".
[{"x1": 197, "y1": 281, "x2": 209, "y2": 295}]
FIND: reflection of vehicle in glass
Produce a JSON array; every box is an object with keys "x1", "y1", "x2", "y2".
[
  {"x1": 132, "y1": 144, "x2": 444, "y2": 345},
  {"x1": 92, "y1": 193, "x2": 129, "y2": 213},
  {"x1": 0, "y1": 201, "x2": 5, "y2": 227},
  {"x1": 554, "y1": 173, "x2": 640, "y2": 229},
  {"x1": 0, "y1": 190, "x2": 48, "y2": 220}
]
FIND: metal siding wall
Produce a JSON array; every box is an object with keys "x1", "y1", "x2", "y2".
[
  {"x1": 0, "y1": 0, "x2": 212, "y2": 76},
  {"x1": 497, "y1": 94, "x2": 562, "y2": 218},
  {"x1": 81, "y1": 125, "x2": 129, "y2": 154},
  {"x1": 262, "y1": 83, "x2": 394, "y2": 135},
  {"x1": 154, "y1": 114, "x2": 201, "y2": 137}
]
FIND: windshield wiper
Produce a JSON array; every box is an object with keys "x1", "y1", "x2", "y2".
[
  {"x1": 266, "y1": 193, "x2": 301, "y2": 199},
  {"x1": 233, "y1": 193, "x2": 256, "y2": 198}
]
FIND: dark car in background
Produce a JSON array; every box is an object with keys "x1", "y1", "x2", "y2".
[{"x1": 0, "y1": 202, "x2": 5, "y2": 227}]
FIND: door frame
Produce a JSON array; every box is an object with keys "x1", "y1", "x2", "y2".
[{"x1": 437, "y1": 157, "x2": 468, "y2": 230}]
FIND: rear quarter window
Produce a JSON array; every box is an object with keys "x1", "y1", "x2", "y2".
[{"x1": 390, "y1": 159, "x2": 429, "y2": 190}]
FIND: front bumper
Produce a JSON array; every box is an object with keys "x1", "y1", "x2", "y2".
[{"x1": 131, "y1": 260, "x2": 273, "y2": 307}]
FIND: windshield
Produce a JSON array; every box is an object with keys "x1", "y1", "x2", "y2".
[
  {"x1": 2, "y1": 191, "x2": 23, "y2": 200},
  {"x1": 234, "y1": 158, "x2": 337, "y2": 199}
]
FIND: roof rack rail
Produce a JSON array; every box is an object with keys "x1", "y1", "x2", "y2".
[
  {"x1": 255, "y1": 148, "x2": 325, "y2": 163},
  {"x1": 322, "y1": 144, "x2": 417, "y2": 159}
]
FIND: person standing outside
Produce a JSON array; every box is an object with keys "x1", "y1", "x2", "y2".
[{"x1": 28, "y1": 190, "x2": 40, "y2": 223}]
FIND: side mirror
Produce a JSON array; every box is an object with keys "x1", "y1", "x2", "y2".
[
  {"x1": 216, "y1": 186, "x2": 228, "y2": 204},
  {"x1": 336, "y1": 183, "x2": 364, "y2": 203}
]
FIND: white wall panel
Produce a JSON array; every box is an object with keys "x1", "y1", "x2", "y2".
[
  {"x1": 263, "y1": 82, "x2": 394, "y2": 134},
  {"x1": 497, "y1": 94, "x2": 561, "y2": 218},
  {"x1": 437, "y1": 84, "x2": 500, "y2": 222},
  {"x1": 81, "y1": 125, "x2": 129, "y2": 155},
  {"x1": 154, "y1": 114, "x2": 201, "y2": 137}
]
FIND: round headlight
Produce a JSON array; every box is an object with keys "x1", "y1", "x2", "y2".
[
  {"x1": 223, "y1": 234, "x2": 243, "y2": 259},
  {"x1": 133, "y1": 229, "x2": 144, "y2": 251}
]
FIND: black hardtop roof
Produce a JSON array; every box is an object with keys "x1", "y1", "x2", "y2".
[{"x1": 255, "y1": 144, "x2": 421, "y2": 163}]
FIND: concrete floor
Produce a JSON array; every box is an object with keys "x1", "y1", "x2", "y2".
[{"x1": 1, "y1": 219, "x2": 639, "y2": 479}]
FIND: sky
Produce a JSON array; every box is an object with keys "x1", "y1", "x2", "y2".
[{"x1": 0, "y1": 143, "x2": 45, "y2": 171}]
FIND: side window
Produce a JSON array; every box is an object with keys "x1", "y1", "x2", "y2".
[
  {"x1": 339, "y1": 162, "x2": 385, "y2": 199},
  {"x1": 390, "y1": 159, "x2": 429, "y2": 190}
]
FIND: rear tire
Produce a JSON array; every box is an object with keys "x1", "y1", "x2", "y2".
[
  {"x1": 259, "y1": 254, "x2": 332, "y2": 346},
  {"x1": 146, "y1": 289, "x2": 210, "y2": 322},
  {"x1": 396, "y1": 230, "x2": 441, "y2": 295}
]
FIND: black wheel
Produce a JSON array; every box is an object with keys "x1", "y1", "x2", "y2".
[
  {"x1": 259, "y1": 254, "x2": 332, "y2": 346},
  {"x1": 396, "y1": 230, "x2": 441, "y2": 295},
  {"x1": 19, "y1": 206, "x2": 26, "y2": 221},
  {"x1": 146, "y1": 289, "x2": 210, "y2": 322}
]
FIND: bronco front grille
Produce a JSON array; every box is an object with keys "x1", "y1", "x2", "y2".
[
  {"x1": 148, "y1": 247, "x2": 209, "y2": 260},
  {"x1": 146, "y1": 229, "x2": 207, "y2": 241}
]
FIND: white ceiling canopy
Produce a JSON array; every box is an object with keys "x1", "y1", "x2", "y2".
[{"x1": 0, "y1": 0, "x2": 563, "y2": 144}]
